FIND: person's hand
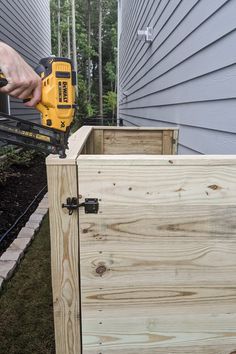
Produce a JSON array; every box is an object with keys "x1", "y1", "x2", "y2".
[{"x1": 0, "y1": 42, "x2": 41, "y2": 107}]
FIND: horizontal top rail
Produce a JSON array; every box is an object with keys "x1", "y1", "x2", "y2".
[
  {"x1": 77, "y1": 154, "x2": 236, "y2": 166},
  {"x1": 46, "y1": 126, "x2": 178, "y2": 165}
]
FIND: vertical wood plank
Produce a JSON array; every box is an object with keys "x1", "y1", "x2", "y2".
[
  {"x1": 172, "y1": 129, "x2": 179, "y2": 154},
  {"x1": 93, "y1": 129, "x2": 104, "y2": 154},
  {"x1": 88, "y1": 130, "x2": 94, "y2": 154},
  {"x1": 47, "y1": 164, "x2": 81, "y2": 354},
  {"x1": 162, "y1": 130, "x2": 173, "y2": 154},
  {"x1": 84, "y1": 130, "x2": 94, "y2": 154},
  {"x1": 82, "y1": 145, "x2": 87, "y2": 154}
]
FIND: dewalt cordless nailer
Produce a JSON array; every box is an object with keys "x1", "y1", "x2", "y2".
[{"x1": 0, "y1": 57, "x2": 76, "y2": 158}]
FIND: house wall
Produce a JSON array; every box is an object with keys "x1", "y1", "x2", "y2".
[
  {"x1": 0, "y1": 0, "x2": 51, "y2": 122},
  {"x1": 118, "y1": 0, "x2": 236, "y2": 154}
]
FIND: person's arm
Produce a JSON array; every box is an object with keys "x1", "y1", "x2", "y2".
[{"x1": 0, "y1": 42, "x2": 41, "y2": 107}]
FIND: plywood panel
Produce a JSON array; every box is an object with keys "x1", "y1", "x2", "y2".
[{"x1": 78, "y1": 157, "x2": 236, "y2": 353}]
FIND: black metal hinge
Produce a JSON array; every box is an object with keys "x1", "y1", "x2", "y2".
[{"x1": 62, "y1": 197, "x2": 99, "y2": 215}]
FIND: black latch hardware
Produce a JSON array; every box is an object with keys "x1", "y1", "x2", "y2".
[
  {"x1": 62, "y1": 197, "x2": 79, "y2": 215},
  {"x1": 82, "y1": 198, "x2": 99, "y2": 214},
  {"x1": 62, "y1": 197, "x2": 99, "y2": 215}
]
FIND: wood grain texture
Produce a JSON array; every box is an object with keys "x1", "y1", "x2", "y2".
[
  {"x1": 47, "y1": 164, "x2": 81, "y2": 354},
  {"x1": 80, "y1": 204, "x2": 236, "y2": 239},
  {"x1": 93, "y1": 129, "x2": 104, "y2": 154},
  {"x1": 162, "y1": 130, "x2": 173, "y2": 154},
  {"x1": 83, "y1": 313, "x2": 236, "y2": 350},
  {"x1": 77, "y1": 164, "x2": 236, "y2": 205},
  {"x1": 81, "y1": 130, "x2": 95, "y2": 155},
  {"x1": 103, "y1": 129, "x2": 164, "y2": 155},
  {"x1": 77, "y1": 156, "x2": 236, "y2": 353},
  {"x1": 77, "y1": 154, "x2": 236, "y2": 165},
  {"x1": 46, "y1": 125, "x2": 93, "y2": 165},
  {"x1": 93, "y1": 127, "x2": 178, "y2": 155},
  {"x1": 93, "y1": 126, "x2": 179, "y2": 131},
  {"x1": 172, "y1": 129, "x2": 179, "y2": 154},
  {"x1": 83, "y1": 345, "x2": 236, "y2": 354}
]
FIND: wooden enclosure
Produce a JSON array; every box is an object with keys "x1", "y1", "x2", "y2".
[{"x1": 47, "y1": 126, "x2": 236, "y2": 354}]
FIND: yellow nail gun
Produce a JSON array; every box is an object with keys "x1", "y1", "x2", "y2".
[{"x1": 0, "y1": 57, "x2": 76, "y2": 158}]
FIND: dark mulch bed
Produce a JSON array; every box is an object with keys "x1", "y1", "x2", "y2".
[{"x1": 0, "y1": 153, "x2": 47, "y2": 255}]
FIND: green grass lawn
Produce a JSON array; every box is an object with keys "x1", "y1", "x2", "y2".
[{"x1": 0, "y1": 215, "x2": 55, "y2": 354}]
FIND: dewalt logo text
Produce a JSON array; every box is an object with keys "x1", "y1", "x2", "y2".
[{"x1": 58, "y1": 81, "x2": 69, "y2": 103}]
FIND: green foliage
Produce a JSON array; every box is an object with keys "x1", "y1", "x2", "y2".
[
  {"x1": 87, "y1": 102, "x2": 95, "y2": 117},
  {"x1": 76, "y1": 74, "x2": 98, "y2": 118},
  {"x1": 0, "y1": 146, "x2": 15, "y2": 157},
  {"x1": 6, "y1": 149, "x2": 40, "y2": 167},
  {"x1": 105, "y1": 61, "x2": 116, "y2": 89},
  {"x1": 50, "y1": 0, "x2": 117, "y2": 120},
  {"x1": 103, "y1": 91, "x2": 117, "y2": 116}
]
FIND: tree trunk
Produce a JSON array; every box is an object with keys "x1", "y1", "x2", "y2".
[
  {"x1": 87, "y1": 0, "x2": 91, "y2": 106},
  {"x1": 98, "y1": 0, "x2": 103, "y2": 122},
  {"x1": 58, "y1": 0, "x2": 61, "y2": 57},
  {"x1": 71, "y1": 0, "x2": 78, "y2": 94},
  {"x1": 67, "y1": 0, "x2": 71, "y2": 59}
]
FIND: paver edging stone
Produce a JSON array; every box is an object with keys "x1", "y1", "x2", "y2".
[{"x1": 0, "y1": 194, "x2": 48, "y2": 290}]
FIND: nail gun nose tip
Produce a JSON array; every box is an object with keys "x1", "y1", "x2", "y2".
[{"x1": 59, "y1": 152, "x2": 67, "y2": 159}]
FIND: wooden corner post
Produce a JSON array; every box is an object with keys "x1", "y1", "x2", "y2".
[
  {"x1": 46, "y1": 126, "x2": 93, "y2": 354},
  {"x1": 47, "y1": 163, "x2": 81, "y2": 354}
]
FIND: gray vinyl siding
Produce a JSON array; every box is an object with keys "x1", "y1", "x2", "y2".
[
  {"x1": 0, "y1": 0, "x2": 51, "y2": 122},
  {"x1": 118, "y1": 0, "x2": 236, "y2": 154}
]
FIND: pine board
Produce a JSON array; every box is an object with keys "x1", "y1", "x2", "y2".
[
  {"x1": 47, "y1": 165, "x2": 81, "y2": 354},
  {"x1": 77, "y1": 157, "x2": 236, "y2": 353}
]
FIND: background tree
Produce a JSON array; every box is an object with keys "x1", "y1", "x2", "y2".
[
  {"x1": 50, "y1": 0, "x2": 117, "y2": 122},
  {"x1": 98, "y1": 0, "x2": 103, "y2": 120}
]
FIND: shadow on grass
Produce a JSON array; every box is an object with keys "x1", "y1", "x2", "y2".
[{"x1": 0, "y1": 215, "x2": 55, "y2": 354}]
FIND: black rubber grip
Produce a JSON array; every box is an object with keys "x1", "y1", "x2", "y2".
[
  {"x1": 72, "y1": 71, "x2": 77, "y2": 85},
  {"x1": 57, "y1": 105, "x2": 72, "y2": 109},
  {"x1": 56, "y1": 71, "x2": 71, "y2": 78}
]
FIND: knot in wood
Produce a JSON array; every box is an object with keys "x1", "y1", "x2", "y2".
[
  {"x1": 96, "y1": 265, "x2": 107, "y2": 276},
  {"x1": 208, "y1": 184, "x2": 222, "y2": 190}
]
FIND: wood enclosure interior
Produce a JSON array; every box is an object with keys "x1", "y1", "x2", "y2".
[{"x1": 80, "y1": 127, "x2": 178, "y2": 155}]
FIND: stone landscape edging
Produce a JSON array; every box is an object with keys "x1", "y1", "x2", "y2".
[{"x1": 0, "y1": 193, "x2": 49, "y2": 290}]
